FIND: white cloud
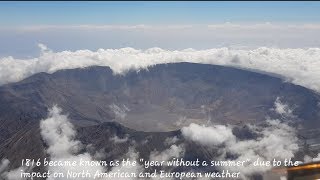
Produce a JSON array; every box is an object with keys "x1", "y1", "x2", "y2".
[
  {"x1": 40, "y1": 106, "x2": 82, "y2": 158},
  {"x1": 273, "y1": 97, "x2": 293, "y2": 117},
  {"x1": 40, "y1": 105, "x2": 105, "y2": 180},
  {"x1": 304, "y1": 155, "x2": 313, "y2": 163},
  {"x1": 1, "y1": 46, "x2": 320, "y2": 93},
  {"x1": 40, "y1": 105, "x2": 144, "y2": 180},
  {"x1": 181, "y1": 119, "x2": 299, "y2": 178},
  {"x1": 150, "y1": 145, "x2": 184, "y2": 162},
  {"x1": 181, "y1": 123, "x2": 235, "y2": 146},
  {"x1": 38, "y1": 43, "x2": 51, "y2": 53}
]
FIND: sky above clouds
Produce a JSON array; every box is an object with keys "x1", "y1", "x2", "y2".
[
  {"x1": 0, "y1": 2, "x2": 320, "y2": 57},
  {"x1": 1, "y1": 2, "x2": 320, "y2": 93}
]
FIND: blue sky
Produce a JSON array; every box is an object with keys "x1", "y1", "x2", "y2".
[{"x1": 1, "y1": 1, "x2": 320, "y2": 25}]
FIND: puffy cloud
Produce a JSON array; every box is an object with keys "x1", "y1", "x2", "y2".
[
  {"x1": 150, "y1": 145, "x2": 184, "y2": 162},
  {"x1": 181, "y1": 119, "x2": 299, "y2": 177},
  {"x1": 1, "y1": 46, "x2": 320, "y2": 93},
  {"x1": 40, "y1": 106, "x2": 82, "y2": 158},
  {"x1": 38, "y1": 43, "x2": 52, "y2": 53},
  {"x1": 40, "y1": 105, "x2": 105, "y2": 180},
  {"x1": 181, "y1": 123, "x2": 236, "y2": 146},
  {"x1": 273, "y1": 97, "x2": 293, "y2": 117},
  {"x1": 40, "y1": 105, "x2": 144, "y2": 180}
]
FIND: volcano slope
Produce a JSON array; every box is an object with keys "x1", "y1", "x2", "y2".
[
  {"x1": 1, "y1": 63, "x2": 319, "y2": 133},
  {"x1": 0, "y1": 63, "x2": 319, "y2": 179}
]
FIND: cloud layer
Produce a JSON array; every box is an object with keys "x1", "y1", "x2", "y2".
[
  {"x1": 1, "y1": 22, "x2": 320, "y2": 58},
  {"x1": 1, "y1": 45, "x2": 320, "y2": 93}
]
